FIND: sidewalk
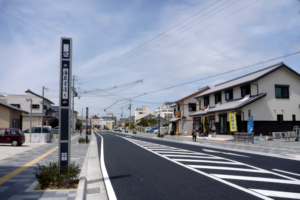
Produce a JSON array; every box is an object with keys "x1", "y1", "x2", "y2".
[
  {"x1": 0, "y1": 132, "x2": 91, "y2": 200},
  {"x1": 118, "y1": 131, "x2": 300, "y2": 160}
]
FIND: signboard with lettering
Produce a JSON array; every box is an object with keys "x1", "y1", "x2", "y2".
[
  {"x1": 59, "y1": 37, "x2": 72, "y2": 169},
  {"x1": 229, "y1": 113, "x2": 237, "y2": 132}
]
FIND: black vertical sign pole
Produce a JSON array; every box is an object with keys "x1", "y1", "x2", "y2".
[
  {"x1": 86, "y1": 108, "x2": 88, "y2": 143},
  {"x1": 90, "y1": 118, "x2": 92, "y2": 139},
  {"x1": 158, "y1": 114, "x2": 160, "y2": 136},
  {"x1": 59, "y1": 37, "x2": 72, "y2": 171}
]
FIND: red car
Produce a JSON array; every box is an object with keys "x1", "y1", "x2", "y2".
[{"x1": 0, "y1": 128, "x2": 25, "y2": 146}]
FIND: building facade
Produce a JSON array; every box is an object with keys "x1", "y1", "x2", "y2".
[
  {"x1": 191, "y1": 62, "x2": 300, "y2": 136},
  {"x1": 135, "y1": 106, "x2": 150, "y2": 122},
  {"x1": 168, "y1": 86, "x2": 210, "y2": 134},
  {"x1": 152, "y1": 102, "x2": 174, "y2": 122},
  {"x1": 0, "y1": 90, "x2": 55, "y2": 130}
]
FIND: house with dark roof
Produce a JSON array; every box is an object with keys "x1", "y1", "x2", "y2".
[
  {"x1": 0, "y1": 89, "x2": 55, "y2": 130},
  {"x1": 191, "y1": 62, "x2": 300, "y2": 135},
  {"x1": 168, "y1": 86, "x2": 210, "y2": 135},
  {"x1": 0, "y1": 100, "x2": 28, "y2": 129}
]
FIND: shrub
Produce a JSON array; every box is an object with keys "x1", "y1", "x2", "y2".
[
  {"x1": 133, "y1": 131, "x2": 137, "y2": 134},
  {"x1": 157, "y1": 134, "x2": 164, "y2": 138},
  {"x1": 88, "y1": 130, "x2": 91, "y2": 135},
  {"x1": 33, "y1": 162, "x2": 80, "y2": 189},
  {"x1": 78, "y1": 137, "x2": 90, "y2": 144}
]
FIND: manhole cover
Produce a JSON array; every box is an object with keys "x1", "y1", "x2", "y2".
[{"x1": 87, "y1": 187, "x2": 100, "y2": 194}]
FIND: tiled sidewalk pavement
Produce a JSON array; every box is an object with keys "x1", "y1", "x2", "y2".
[{"x1": 0, "y1": 132, "x2": 91, "y2": 200}]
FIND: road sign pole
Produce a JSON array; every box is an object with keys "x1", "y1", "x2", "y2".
[
  {"x1": 59, "y1": 37, "x2": 72, "y2": 171},
  {"x1": 86, "y1": 108, "x2": 88, "y2": 143}
]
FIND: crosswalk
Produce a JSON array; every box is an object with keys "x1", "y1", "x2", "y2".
[{"x1": 124, "y1": 137, "x2": 300, "y2": 200}]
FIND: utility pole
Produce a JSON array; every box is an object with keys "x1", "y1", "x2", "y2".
[
  {"x1": 181, "y1": 101, "x2": 183, "y2": 136},
  {"x1": 129, "y1": 99, "x2": 131, "y2": 133},
  {"x1": 71, "y1": 75, "x2": 75, "y2": 135},
  {"x1": 82, "y1": 107, "x2": 83, "y2": 128},
  {"x1": 42, "y1": 86, "x2": 45, "y2": 132}
]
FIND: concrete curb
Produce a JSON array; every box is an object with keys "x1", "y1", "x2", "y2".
[{"x1": 75, "y1": 136, "x2": 92, "y2": 200}]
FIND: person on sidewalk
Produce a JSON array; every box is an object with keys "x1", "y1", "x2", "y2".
[
  {"x1": 192, "y1": 128, "x2": 197, "y2": 142},
  {"x1": 198, "y1": 126, "x2": 202, "y2": 137}
]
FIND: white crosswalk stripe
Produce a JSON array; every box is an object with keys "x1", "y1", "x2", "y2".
[{"x1": 124, "y1": 138, "x2": 300, "y2": 199}]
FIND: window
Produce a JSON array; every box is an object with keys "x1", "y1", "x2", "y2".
[
  {"x1": 189, "y1": 103, "x2": 196, "y2": 111},
  {"x1": 0, "y1": 129, "x2": 5, "y2": 135},
  {"x1": 162, "y1": 110, "x2": 167, "y2": 112},
  {"x1": 32, "y1": 104, "x2": 40, "y2": 109},
  {"x1": 10, "y1": 104, "x2": 20, "y2": 108},
  {"x1": 293, "y1": 115, "x2": 296, "y2": 122},
  {"x1": 241, "y1": 85, "x2": 251, "y2": 97},
  {"x1": 139, "y1": 112, "x2": 143, "y2": 114},
  {"x1": 225, "y1": 90, "x2": 233, "y2": 101},
  {"x1": 214, "y1": 93, "x2": 221, "y2": 104},
  {"x1": 136, "y1": 108, "x2": 143, "y2": 111},
  {"x1": 277, "y1": 114, "x2": 283, "y2": 124},
  {"x1": 203, "y1": 96, "x2": 209, "y2": 106},
  {"x1": 8, "y1": 129, "x2": 17, "y2": 135},
  {"x1": 168, "y1": 110, "x2": 173, "y2": 112},
  {"x1": 44, "y1": 105, "x2": 47, "y2": 110},
  {"x1": 275, "y1": 85, "x2": 289, "y2": 98},
  {"x1": 177, "y1": 104, "x2": 181, "y2": 111}
]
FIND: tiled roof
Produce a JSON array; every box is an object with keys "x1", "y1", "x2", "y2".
[
  {"x1": 191, "y1": 93, "x2": 266, "y2": 116},
  {"x1": 194, "y1": 62, "x2": 289, "y2": 98},
  {"x1": 0, "y1": 101, "x2": 29, "y2": 114}
]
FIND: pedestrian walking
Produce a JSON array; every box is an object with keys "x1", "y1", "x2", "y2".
[
  {"x1": 192, "y1": 128, "x2": 197, "y2": 142},
  {"x1": 198, "y1": 126, "x2": 202, "y2": 137}
]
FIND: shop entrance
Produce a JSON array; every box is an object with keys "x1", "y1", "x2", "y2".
[{"x1": 219, "y1": 114, "x2": 228, "y2": 134}]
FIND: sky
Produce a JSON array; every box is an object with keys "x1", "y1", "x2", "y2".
[{"x1": 0, "y1": 0, "x2": 300, "y2": 119}]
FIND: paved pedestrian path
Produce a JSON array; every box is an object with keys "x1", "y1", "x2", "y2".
[{"x1": 0, "y1": 132, "x2": 91, "y2": 200}]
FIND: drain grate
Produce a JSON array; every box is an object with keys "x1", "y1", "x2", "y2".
[{"x1": 87, "y1": 187, "x2": 100, "y2": 194}]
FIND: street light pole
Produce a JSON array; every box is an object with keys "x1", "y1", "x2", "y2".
[{"x1": 26, "y1": 98, "x2": 32, "y2": 142}]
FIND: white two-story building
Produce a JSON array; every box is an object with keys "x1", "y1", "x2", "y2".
[{"x1": 191, "y1": 62, "x2": 300, "y2": 136}]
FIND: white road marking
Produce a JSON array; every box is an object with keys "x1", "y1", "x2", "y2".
[
  {"x1": 203, "y1": 149, "x2": 249, "y2": 157},
  {"x1": 147, "y1": 148, "x2": 182, "y2": 151},
  {"x1": 159, "y1": 152, "x2": 207, "y2": 155},
  {"x1": 164, "y1": 155, "x2": 222, "y2": 159},
  {"x1": 250, "y1": 189, "x2": 300, "y2": 199},
  {"x1": 173, "y1": 159, "x2": 242, "y2": 165},
  {"x1": 153, "y1": 149, "x2": 191, "y2": 152},
  {"x1": 189, "y1": 165, "x2": 270, "y2": 173},
  {"x1": 212, "y1": 174, "x2": 300, "y2": 185},
  {"x1": 273, "y1": 169, "x2": 300, "y2": 177},
  {"x1": 124, "y1": 138, "x2": 272, "y2": 200},
  {"x1": 96, "y1": 132, "x2": 117, "y2": 200}
]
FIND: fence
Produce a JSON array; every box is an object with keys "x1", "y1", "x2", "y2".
[{"x1": 233, "y1": 132, "x2": 254, "y2": 143}]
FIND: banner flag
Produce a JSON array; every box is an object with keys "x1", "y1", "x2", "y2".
[
  {"x1": 229, "y1": 113, "x2": 237, "y2": 132},
  {"x1": 247, "y1": 116, "x2": 254, "y2": 134}
]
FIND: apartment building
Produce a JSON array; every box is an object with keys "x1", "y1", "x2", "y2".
[{"x1": 135, "y1": 106, "x2": 150, "y2": 122}]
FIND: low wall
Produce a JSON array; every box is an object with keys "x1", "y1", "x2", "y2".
[{"x1": 24, "y1": 133, "x2": 50, "y2": 143}]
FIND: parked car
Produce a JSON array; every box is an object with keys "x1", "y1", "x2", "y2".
[
  {"x1": 23, "y1": 127, "x2": 53, "y2": 139},
  {"x1": 113, "y1": 126, "x2": 118, "y2": 131},
  {"x1": 146, "y1": 127, "x2": 158, "y2": 133},
  {"x1": 52, "y1": 126, "x2": 59, "y2": 134},
  {"x1": 0, "y1": 128, "x2": 25, "y2": 146}
]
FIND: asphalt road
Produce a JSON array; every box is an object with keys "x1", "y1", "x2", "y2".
[{"x1": 95, "y1": 131, "x2": 300, "y2": 200}]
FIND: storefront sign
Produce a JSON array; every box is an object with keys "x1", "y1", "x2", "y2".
[
  {"x1": 247, "y1": 115, "x2": 254, "y2": 134},
  {"x1": 229, "y1": 113, "x2": 237, "y2": 132}
]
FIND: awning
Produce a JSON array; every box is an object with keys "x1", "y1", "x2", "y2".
[
  {"x1": 169, "y1": 117, "x2": 180, "y2": 122},
  {"x1": 190, "y1": 93, "x2": 266, "y2": 116}
]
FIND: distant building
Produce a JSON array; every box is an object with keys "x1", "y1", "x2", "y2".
[
  {"x1": 152, "y1": 102, "x2": 174, "y2": 122},
  {"x1": 135, "y1": 106, "x2": 150, "y2": 122}
]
